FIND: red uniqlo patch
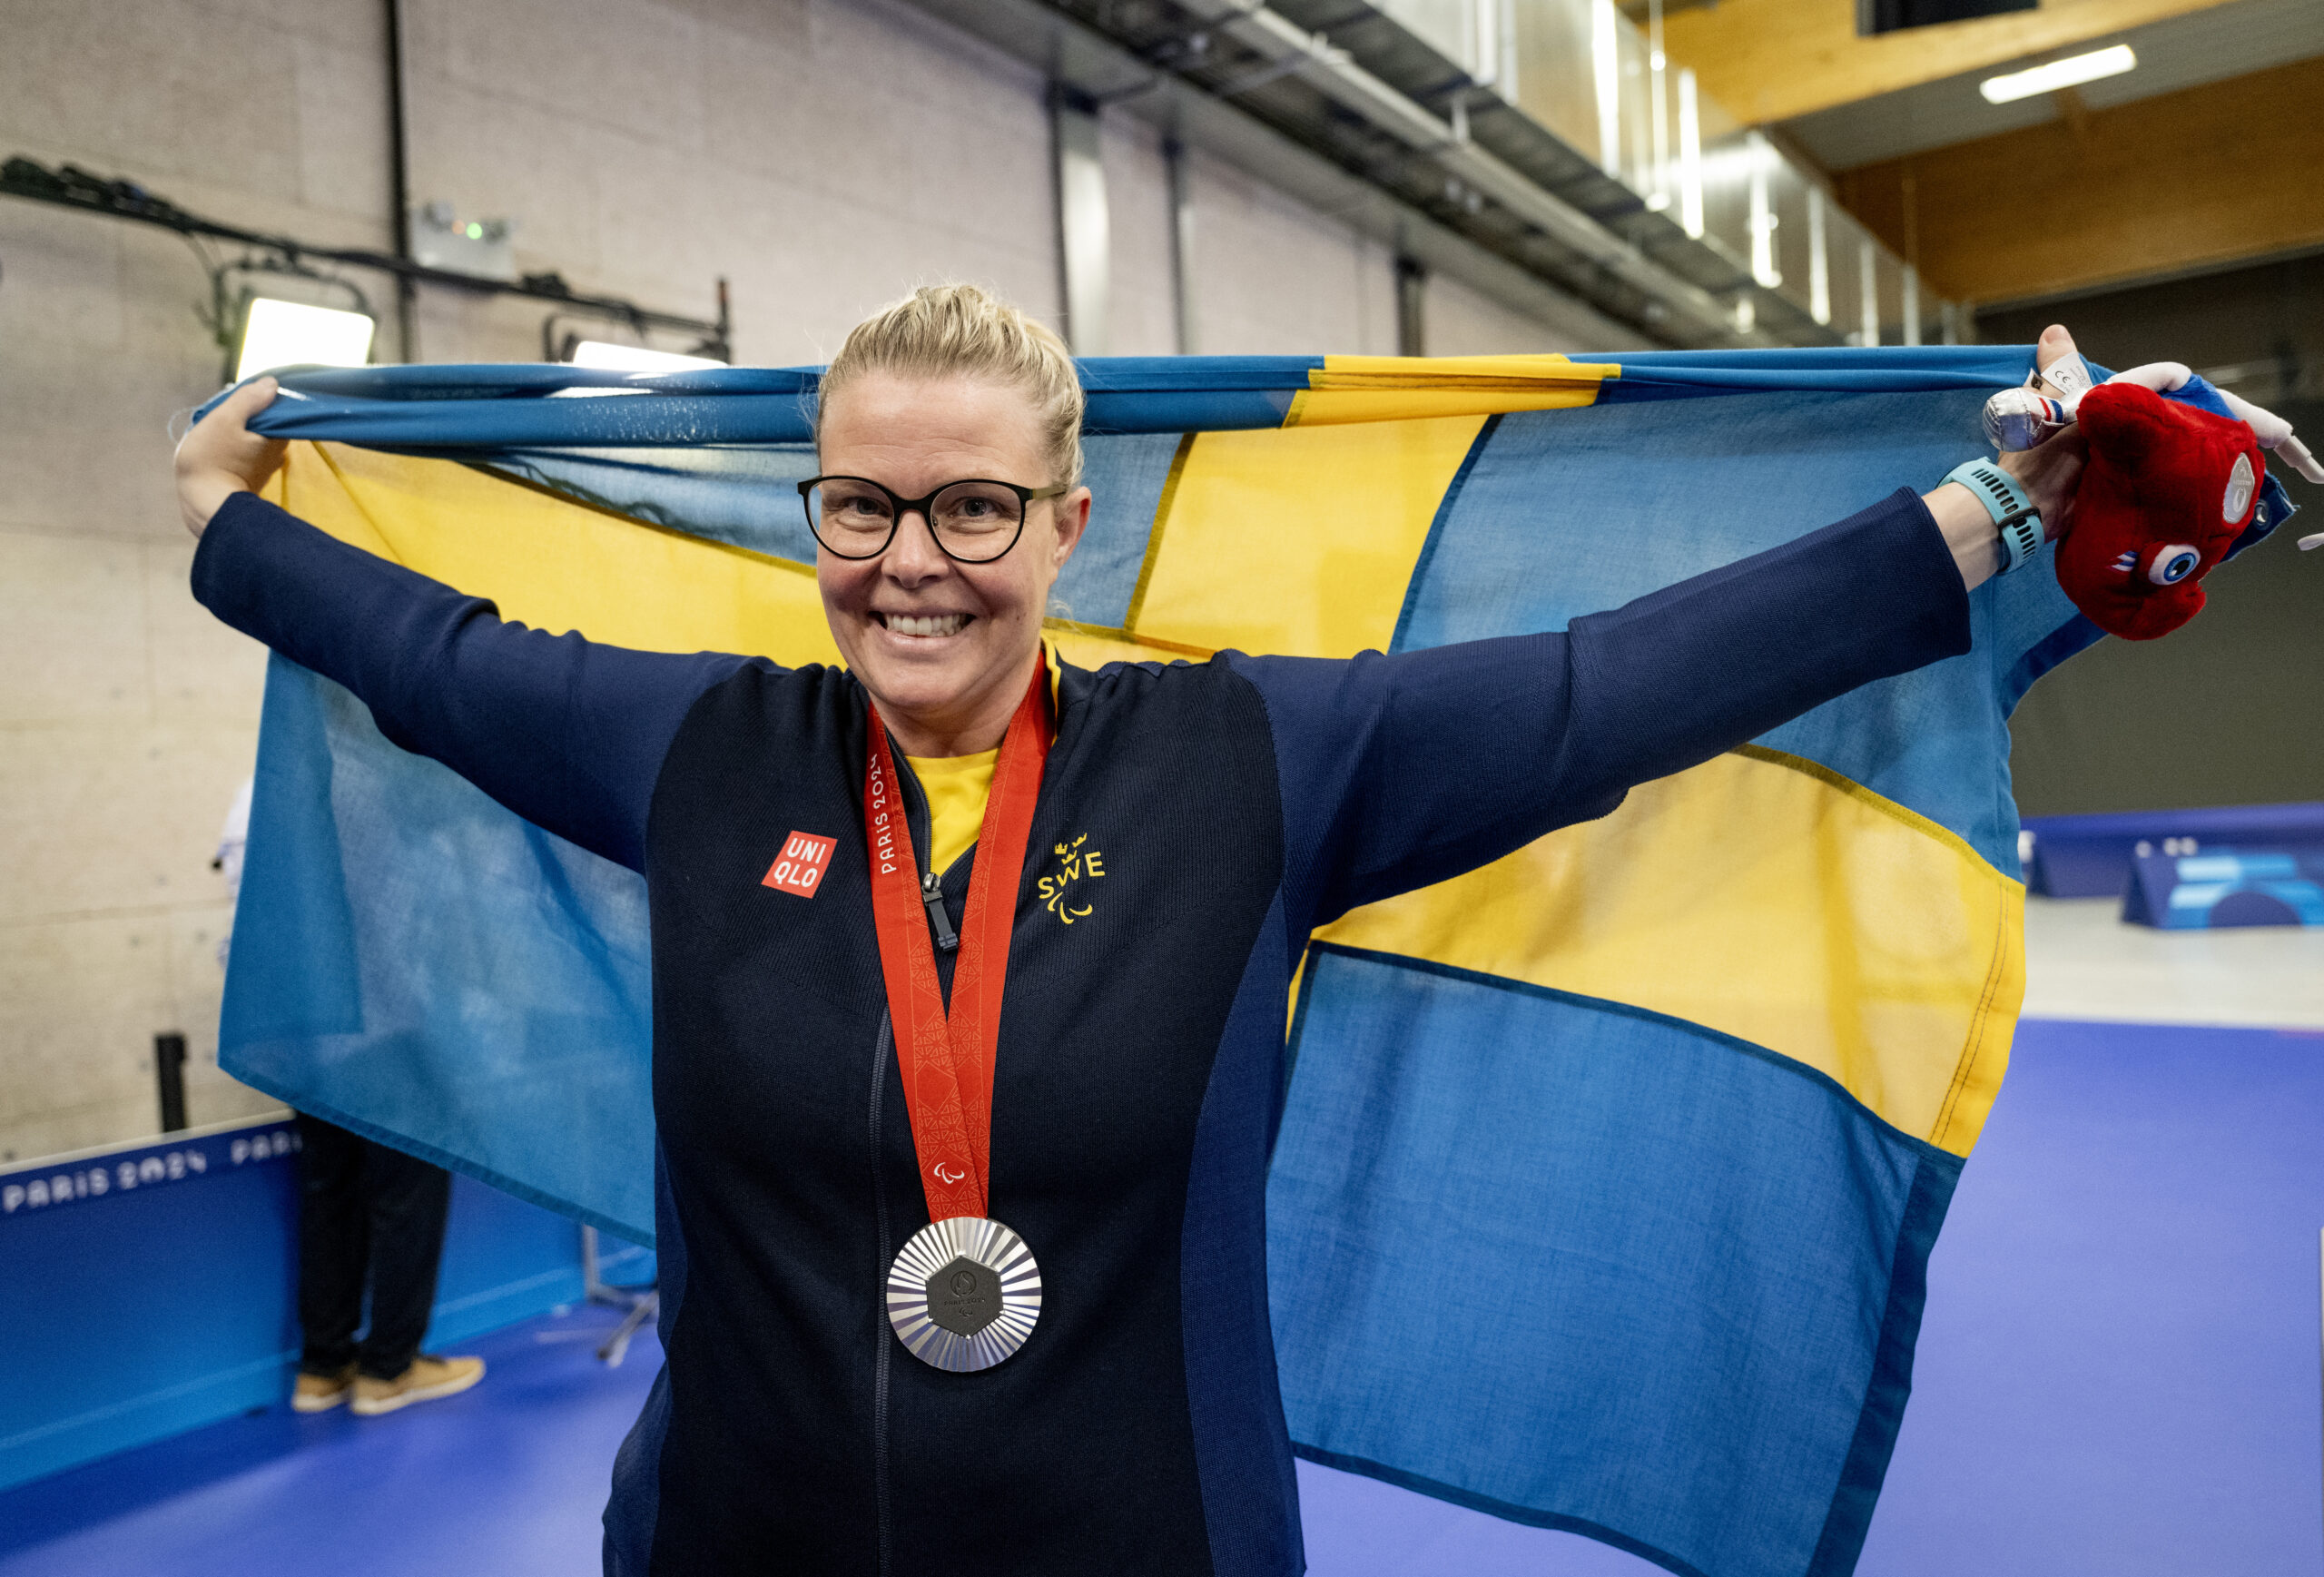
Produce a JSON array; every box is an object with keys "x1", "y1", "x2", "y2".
[{"x1": 763, "y1": 831, "x2": 835, "y2": 898}]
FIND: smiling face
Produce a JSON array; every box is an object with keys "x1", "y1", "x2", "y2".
[{"x1": 815, "y1": 371, "x2": 1090, "y2": 757}]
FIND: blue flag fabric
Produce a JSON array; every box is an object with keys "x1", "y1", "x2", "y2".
[{"x1": 212, "y1": 350, "x2": 2291, "y2": 1577}]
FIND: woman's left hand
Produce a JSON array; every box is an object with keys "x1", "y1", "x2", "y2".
[
  {"x1": 1998, "y1": 323, "x2": 2089, "y2": 543},
  {"x1": 1927, "y1": 322, "x2": 2090, "y2": 588}
]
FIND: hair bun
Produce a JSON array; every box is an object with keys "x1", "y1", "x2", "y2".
[{"x1": 817, "y1": 284, "x2": 1084, "y2": 490}]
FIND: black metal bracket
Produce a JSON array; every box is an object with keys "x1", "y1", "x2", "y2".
[
  {"x1": 153, "y1": 1032, "x2": 188, "y2": 1134},
  {"x1": 0, "y1": 156, "x2": 732, "y2": 363}
]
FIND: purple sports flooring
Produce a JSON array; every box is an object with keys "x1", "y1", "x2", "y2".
[
  {"x1": 3, "y1": 1019, "x2": 2319, "y2": 1575},
  {"x1": 0, "y1": 1303, "x2": 1640, "y2": 1576}
]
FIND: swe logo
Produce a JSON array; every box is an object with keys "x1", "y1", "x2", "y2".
[
  {"x1": 763, "y1": 831, "x2": 835, "y2": 898},
  {"x1": 1037, "y1": 833, "x2": 1106, "y2": 924}
]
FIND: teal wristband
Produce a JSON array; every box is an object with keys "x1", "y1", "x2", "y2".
[{"x1": 1942, "y1": 458, "x2": 2043, "y2": 575}]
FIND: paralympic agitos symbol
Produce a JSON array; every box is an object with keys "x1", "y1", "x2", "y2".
[{"x1": 1037, "y1": 834, "x2": 1106, "y2": 924}]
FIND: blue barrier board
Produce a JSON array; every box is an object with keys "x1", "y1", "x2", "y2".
[
  {"x1": 0, "y1": 1115, "x2": 634, "y2": 1493},
  {"x1": 2123, "y1": 844, "x2": 2324, "y2": 929},
  {"x1": 2022, "y1": 803, "x2": 2324, "y2": 898}
]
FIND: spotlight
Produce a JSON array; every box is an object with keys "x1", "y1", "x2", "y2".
[
  {"x1": 566, "y1": 340, "x2": 726, "y2": 372},
  {"x1": 235, "y1": 297, "x2": 374, "y2": 380},
  {"x1": 1980, "y1": 44, "x2": 2135, "y2": 104}
]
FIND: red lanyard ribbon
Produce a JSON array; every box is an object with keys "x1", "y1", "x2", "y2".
[{"x1": 862, "y1": 656, "x2": 1052, "y2": 1222}]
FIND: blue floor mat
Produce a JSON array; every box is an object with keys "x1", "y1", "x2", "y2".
[
  {"x1": 4, "y1": 1019, "x2": 2319, "y2": 1576},
  {"x1": 0, "y1": 1306, "x2": 660, "y2": 1577}
]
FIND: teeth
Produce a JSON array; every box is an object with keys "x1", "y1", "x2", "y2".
[{"x1": 881, "y1": 613, "x2": 970, "y2": 637}]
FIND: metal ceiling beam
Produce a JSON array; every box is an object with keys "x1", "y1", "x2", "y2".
[
  {"x1": 912, "y1": 0, "x2": 1763, "y2": 349},
  {"x1": 1167, "y1": 0, "x2": 1759, "y2": 344}
]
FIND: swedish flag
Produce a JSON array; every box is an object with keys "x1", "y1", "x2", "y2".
[{"x1": 212, "y1": 350, "x2": 2290, "y2": 1577}]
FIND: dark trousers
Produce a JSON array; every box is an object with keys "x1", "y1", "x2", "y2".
[{"x1": 295, "y1": 1114, "x2": 452, "y2": 1381}]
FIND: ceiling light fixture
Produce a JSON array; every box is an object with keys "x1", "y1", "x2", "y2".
[
  {"x1": 566, "y1": 340, "x2": 726, "y2": 372},
  {"x1": 1980, "y1": 44, "x2": 2136, "y2": 104},
  {"x1": 234, "y1": 297, "x2": 375, "y2": 380}
]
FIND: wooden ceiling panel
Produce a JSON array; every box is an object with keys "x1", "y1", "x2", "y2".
[
  {"x1": 1832, "y1": 54, "x2": 2324, "y2": 303},
  {"x1": 1660, "y1": 0, "x2": 2240, "y2": 124}
]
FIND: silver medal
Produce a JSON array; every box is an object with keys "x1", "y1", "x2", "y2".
[{"x1": 885, "y1": 1216, "x2": 1041, "y2": 1371}]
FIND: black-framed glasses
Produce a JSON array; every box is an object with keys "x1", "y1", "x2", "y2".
[{"x1": 797, "y1": 475, "x2": 1068, "y2": 564}]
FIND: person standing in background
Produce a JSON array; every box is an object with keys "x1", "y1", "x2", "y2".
[
  {"x1": 288, "y1": 1116, "x2": 484, "y2": 1415},
  {"x1": 218, "y1": 780, "x2": 487, "y2": 1416}
]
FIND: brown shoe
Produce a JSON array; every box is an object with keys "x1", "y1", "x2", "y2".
[
  {"x1": 350, "y1": 1354, "x2": 486, "y2": 1416},
  {"x1": 292, "y1": 1364, "x2": 358, "y2": 1414}
]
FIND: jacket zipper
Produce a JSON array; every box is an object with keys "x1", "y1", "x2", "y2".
[
  {"x1": 869, "y1": 1015, "x2": 894, "y2": 1577},
  {"x1": 920, "y1": 869, "x2": 959, "y2": 951}
]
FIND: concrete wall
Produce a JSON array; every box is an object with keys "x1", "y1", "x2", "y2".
[
  {"x1": 0, "y1": 0, "x2": 1607, "y2": 1166},
  {"x1": 1426, "y1": 268, "x2": 1609, "y2": 358},
  {"x1": 0, "y1": 0, "x2": 384, "y2": 1163}
]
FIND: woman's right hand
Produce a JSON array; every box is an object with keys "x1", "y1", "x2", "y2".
[{"x1": 174, "y1": 378, "x2": 287, "y2": 538}]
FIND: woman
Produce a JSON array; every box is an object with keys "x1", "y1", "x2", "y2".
[{"x1": 177, "y1": 286, "x2": 2084, "y2": 1575}]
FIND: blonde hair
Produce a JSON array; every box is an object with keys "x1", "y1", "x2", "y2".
[{"x1": 817, "y1": 284, "x2": 1084, "y2": 488}]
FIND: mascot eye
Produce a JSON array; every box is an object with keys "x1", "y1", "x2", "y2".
[{"x1": 2146, "y1": 545, "x2": 2201, "y2": 586}]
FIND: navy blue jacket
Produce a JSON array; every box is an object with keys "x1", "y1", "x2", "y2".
[{"x1": 192, "y1": 488, "x2": 1970, "y2": 1576}]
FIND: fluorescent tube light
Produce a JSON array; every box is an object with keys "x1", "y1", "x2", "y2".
[
  {"x1": 567, "y1": 340, "x2": 725, "y2": 372},
  {"x1": 1746, "y1": 131, "x2": 1781, "y2": 290},
  {"x1": 1591, "y1": 0, "x2": 1622, "y2": 176},
  {"x1": 1859, "y1": 240, "x2": 1879, "y2": 348},
  {"x1": 1676, "y1": 69, "x2": 1703, "y2": 240},
  {"x1": 235, "y1": 298, "x2": 374, "y2": 380},
  {"x1": 1980, "y1": 44, "x2": 2135, "y2": 104},
  {"x1": 1807, "y1": 187, "x2": 1830, "y2": 326}
]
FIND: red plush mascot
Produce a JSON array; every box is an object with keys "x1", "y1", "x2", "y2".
[
  {"x1": 2064, "y1": 380, "x2": 2264, "y2": 641},
  {"x1": 1985, "y1": 356, "x2": 2319, "y2": 640}
]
